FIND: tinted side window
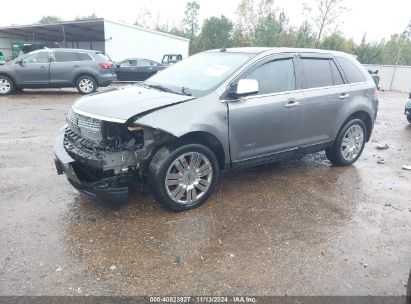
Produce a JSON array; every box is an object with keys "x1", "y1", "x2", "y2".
[
  {"x1": 76, "y1": 53, "x2": 92, "y2": 61},
  {"x1": 22, "y1": 52, "x2": 49, "y2": 64},
  {"x1": 330, "y1": 59, "x2": 344, "y2": 85},
  {"x1": 120, "y1": 60, "x2": 137, "y2": 67},
  {"x1": 301, "y1": 58, "x2": 333, "y2": 89},
  {"x1": 336, "y1": 57, "x2": 366, "y2": 83},
  {"x1": 54, "y1": 51, "x2": 78, "y2": 62},
  {"x1": 137, "y1": 59, "x2": 151, "y2": 67},
  {"x1": 243, "y1": 58, "x2": 296, "y2": 95}
]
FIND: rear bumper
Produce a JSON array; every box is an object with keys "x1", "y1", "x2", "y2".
[
  {"x1": 98, "y1": 73, "x2": 116, "y2": 87},
  {"x1": 53, "y1": 128, "x2": 129, "y2": 204}
]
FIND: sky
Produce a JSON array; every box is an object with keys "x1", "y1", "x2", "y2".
[{"x1": 0, "y1": 0, "x2": 410, "y2": 44}]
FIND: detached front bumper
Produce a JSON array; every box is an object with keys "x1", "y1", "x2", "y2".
[{"x1": 53, "y1": 128, "x2": 129, "y2": 204}]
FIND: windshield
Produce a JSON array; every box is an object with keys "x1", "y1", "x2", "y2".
[{"x1": 145, "y1": 52, "x2": 254, "y2": 97}]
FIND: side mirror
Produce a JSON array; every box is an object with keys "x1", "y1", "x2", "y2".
[
  {"x1": 116, "y1": 64, "x2": 120, "y2": 68},
  {"x1": 15, "y1": 59, "x2": 23, "y2": 65},
  {"x1": 236, "y1": 79, "x2": 259, "y2": 96}
]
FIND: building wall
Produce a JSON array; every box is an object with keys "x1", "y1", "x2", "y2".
[
  {"x1": 0, "y1": 35, "x2": 27, "y2": 60},
  {"x1": 104, "y1": 20, "x2": 189, "y2": 63},
  {"x1": 364, "y1": 64, "x2": 411, "y2": 92}
]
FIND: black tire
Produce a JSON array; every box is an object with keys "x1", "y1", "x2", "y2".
[
  {"x1": 407, "y1": 115, "x2": 411, "y2": 124},
  {"x1": 326, "y1": 118, "x2": 367, "y2": 166},
  {"x1": 407, "y1": 267, "x2": 411, "y2": 304},
  {"x1": 0, "y1": 75, "x2": 14, "y2": 95},
  {"x1": 76, "y1": 75, "x2": 97, "y2": 94},
  {"x1": 148, "y1": 144, "x2": 220, "y2": 212}
]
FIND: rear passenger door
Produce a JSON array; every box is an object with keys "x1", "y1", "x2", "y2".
[
  {"x1": 50, "y1": 51, "x2": 94, "y2": 86},
  {"x1": 135, "y1": 59, "x2": 156, "y2": 81},
  {"x1": 298, "y1": 54, "x2": 348, "y2": 147},
  {"x1": 227, "y1": 55, "x2": 305, "y2": 165}
]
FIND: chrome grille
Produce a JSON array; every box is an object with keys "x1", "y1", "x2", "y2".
[{"x1": 66, "y1": 107, "x2": 103, "y2": 143}]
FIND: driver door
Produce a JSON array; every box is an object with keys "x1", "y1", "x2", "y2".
[
  {"x1": 15, "y1": 51, "x2": 51, "y2": 86},
  {"x1": 227, "y1": 55, "x2": 305, "y2": 166}
]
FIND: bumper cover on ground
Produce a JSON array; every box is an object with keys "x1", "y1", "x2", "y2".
[{"x1": 53, "y1": 128, "x2": 129, "y2": 204}]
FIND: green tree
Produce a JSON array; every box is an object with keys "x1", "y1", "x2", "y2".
[
  {"x1": 355, "y1": 34, "x2": 384, "y2": 64},
  {"x1": 303, "y1": 0, "x2": 348, "y2": 47},
  {"x1": 183, "y1": 1, "x2": 200, "y2": 38},
  {"x1": 38, "y1": 16, "x2": 61, "y2": 24},
  {"x1": 254, "y1": 11, "x2": 288, "y2": 47},
  {"x1": 294, "y1": 21, "x2": 316, "y2": 48},
  {"x1": 198, "y1": 15, "x2": 233, "y2": 52},
  {"x1": 321, "y1": 32, "x2": 355, "y2": 53},
  {"x1": 74, "y1": 13, "x2": 98, "y2": 21}
]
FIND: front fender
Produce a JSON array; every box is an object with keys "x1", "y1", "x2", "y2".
[{"x1": 135, "y1": 94, "x2": 230, "y2": 163}]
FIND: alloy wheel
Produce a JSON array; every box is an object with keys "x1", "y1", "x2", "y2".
[
  {"x1": 0, "y1": 78, "x2": 11, "y2": 94},
  {"x1": 341, "y1": 124, "x2": 364, "y2": 161},
  {"x1": 165, "y1": 152, "x2": 213, "y2": 204},
  {"x1": 79, "y1": 78, "x2": 94, "y2": 93}
]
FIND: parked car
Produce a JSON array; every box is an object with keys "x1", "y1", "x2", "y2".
[
  {"x1": 53, "y1": 47, "x2": 378, "y2": 211},
  {"x1": 161, "y1": 53, "x2": 182, "y2": 65},
  {"x1": 0, "y1": 48, "x2": 116, "y2": 95},
  {"x1": 368, "y1": 69, "x2": 380, "y2": 89},
  {"x1": 0, "y1": 51, "x2": 5, "y2": 64},
  {"x1": 114, "y1": 58, "x2": 166, "y2": 81},
  {"x1": 405, "y1": 91, "x2": 411, "y2": 123}
]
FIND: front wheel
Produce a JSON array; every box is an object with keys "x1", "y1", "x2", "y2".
[
  {"x1": 148, "y1": 144, "x2": 219, "y2": 212},
  {"x1": 76, "y1": 76, "x2": 97, "y2": 94},
  {"x1": 0, "y1": 75, "x2": 14, "y2": 95},
  {"x1": 326, "y1": 119, "x2": 367, "y2": 166},
  {"x1": 407, "y1": 115, "x2": 411, "y2": 124}
]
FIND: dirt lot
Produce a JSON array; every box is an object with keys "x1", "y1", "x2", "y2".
[{"x1": 0, "y1": 88, "x2": 410, "y2": 296}]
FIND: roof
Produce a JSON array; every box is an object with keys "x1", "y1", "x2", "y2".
[
  {"x1": 0, "y1": 18, "x2": 189, "y2": 43},
  {"x1": 104, "y1": 20, "x2": 190, "y2": 43},
  {"x1": 0, "y1": 19, "x2": 105, "y2": 42},
  {"x1": 208, "y1": 47, "x2": 350, "y2": 56}
]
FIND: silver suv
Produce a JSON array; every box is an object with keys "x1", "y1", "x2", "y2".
[
  {"x1": 53, "y1": 48, "x2": 378, "y2": 211},
  {"x1": 0, "y1": 48, "x2": 115, "y2": 95}
]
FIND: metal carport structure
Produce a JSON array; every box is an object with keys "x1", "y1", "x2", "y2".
[{"x1": 0, "y1": 19, "x2": 189, "y2": 63}]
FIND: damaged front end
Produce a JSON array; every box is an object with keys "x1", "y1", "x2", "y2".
[{"x1": 53, "y1": 107, "x2": 173, "y2": 204}]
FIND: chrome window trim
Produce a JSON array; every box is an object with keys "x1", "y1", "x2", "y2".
[
  {"x1": 72, "y1": 108, "x2": 127, "y2": 124},
  {"x1": 221, "y1": 81, "x2": 368, "y2": 102}
]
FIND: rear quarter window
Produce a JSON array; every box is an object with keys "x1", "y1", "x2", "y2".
[
  {"x1": 301, "y1": 58, "x2": 333, "y2": 89},
  {"x1": 54, "y1": 51, "x2": 78, "y2": 62},
  {"x1": 336, "y1": 57, "x2": 366, "y2": 83},
  {"x1": 76, "y1": 53, "x2": 92, "y2": 61}
]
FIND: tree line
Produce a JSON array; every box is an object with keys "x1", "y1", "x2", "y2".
[{"x1": 37, "y1": 0, "x2": 411, "y2": 66}]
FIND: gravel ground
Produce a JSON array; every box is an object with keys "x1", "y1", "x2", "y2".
[{"x1": 0, "y1": 88, "x2": 410, "y2": 296}]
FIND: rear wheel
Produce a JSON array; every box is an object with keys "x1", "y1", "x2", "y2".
[
  {"x1": 326, "y1": 119, "x2": 366, "y2": 166},
  {"x1": 407, "y1": 115, "x2": 411, "y2": 124},
  {"x1": 0, "y1": 75, "x2": 14, "y2": 95},
  {"x1": 76, "y1": 76, "x2": 97, "y2": 94},
  {"x1": 148, "y1": 144, "x2": 219, "y2": 212}
]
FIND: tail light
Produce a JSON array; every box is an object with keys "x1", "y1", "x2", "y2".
[
  {"x1": 374, "y1": 88, "x2": 379, "y2": 100},
  {"x1": 99, "y1": 63, "x2": 112, "y2": 70}
]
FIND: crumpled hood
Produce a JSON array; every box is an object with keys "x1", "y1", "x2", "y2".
[{"x1": 72, "y1": 85, "x2": 195, "y2": 123}]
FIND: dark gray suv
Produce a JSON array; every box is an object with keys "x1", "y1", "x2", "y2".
[
  {"x1": 53, "y1": 47, "x2": 379, "y2": 211},
  {"x1": 0, "y1": 48, "x2": 115, "y2": 95}
]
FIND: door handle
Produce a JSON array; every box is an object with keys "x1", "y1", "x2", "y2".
[
  {"x1": 284, "y1": 98, "x2": 301, "y2": 108},
  {"x1": 40, "y1": 65, "x2": 47, "y2": 68},
  {"x1": 74, "y1": 65, "x2": 81, "y2": 67},
  {"x1": 147, "y1": 67, "x2": 153, "y2": 70},
  {"x1": 339, "y1": 93, "x2": 350, "y2": 100}
]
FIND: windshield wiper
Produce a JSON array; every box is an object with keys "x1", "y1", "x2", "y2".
[
  {"x1": 144, "y1": 84, "x2": 182, "y2": 95},
  {"x1": 181, "y1": 87, "x2": 192, "y2": 96}
]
